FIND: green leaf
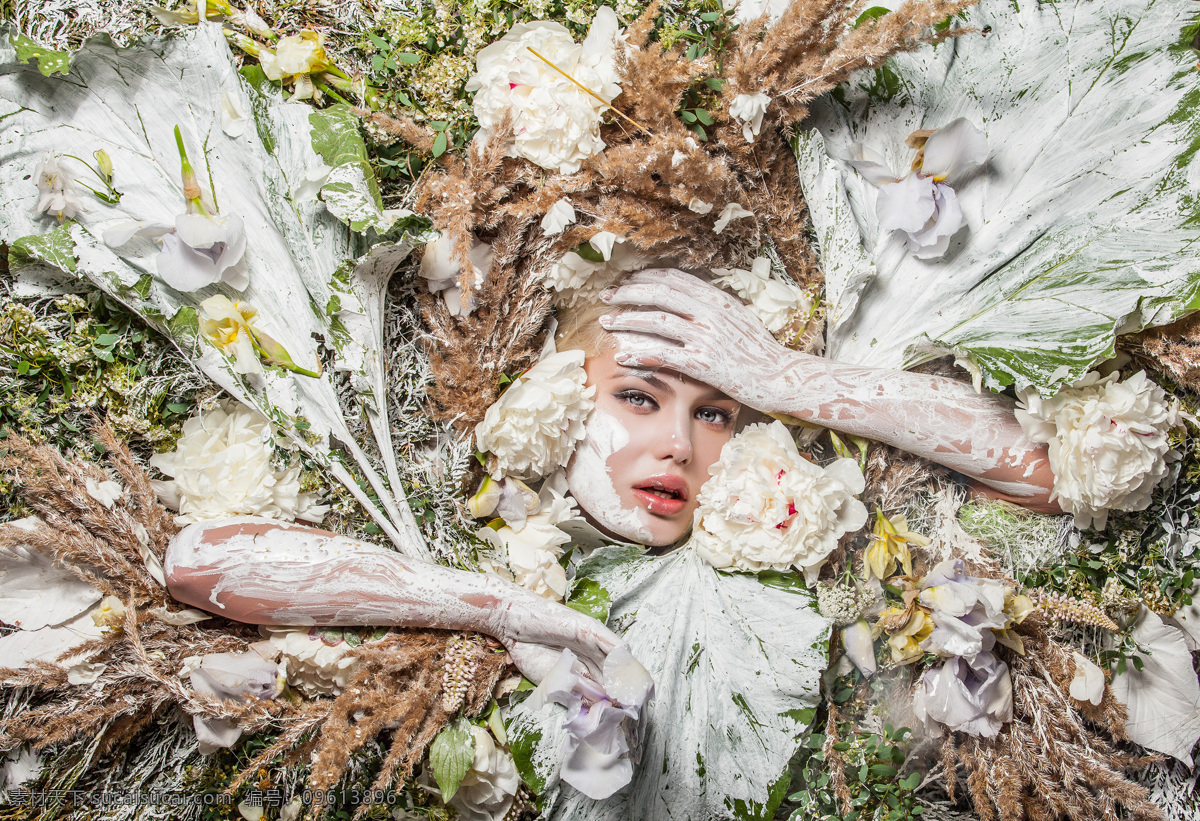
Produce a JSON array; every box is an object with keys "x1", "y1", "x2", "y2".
[
  {"x1": 432, "y1": 131, "x2": 448, "y2": 157},
  {"x1": 699, "y1": 11, "x2": 722, "y2": 22},
  {"x1": 574, "y1": 242, "x2": 605, "y2": 263},
  {"x1": 511, "y1": 545, "x2": 830, "y2": 820},
  {"x1": 705, "y1": 77, "x2": 725, "y2": 92},
  {"x1": 681, "y1": 109, "x2": 698, "y2": 123},
  {"x1": 10, "y1": 32, "x2": 70, "y2": 77},
  {"x1": 565, "y1": 578, "x2": 612, "y2": 622},
  {"x1": 798, "y1": 0, "x2": 1200, "y2": 394},
  {"x1": 308, "y1": 104, "x2": 388, "y2": 232},
  {"x1": 854, "y1": 6, "x2": 892, "y2": 27},
  {"x1": 695, "y1": 109, "x2": 714, "y2": 126},
  {"x1": 8, "y1": 224, "x2": 78, "y2": 274},
  {"x1": 396, "y1": 52, "x2": 422, "y2": 64},
  {"x1": 429, "y1": 718, "x2": 474, "y2": 801},
  {"x1": 899, "y1": 772, "x2": 921, "y2": 790}
]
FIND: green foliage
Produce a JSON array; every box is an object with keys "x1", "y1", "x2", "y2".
[
  {"x1": 662, "y1": 0, "x2": 735, "y2": 142},
  {"x1": 9, "y1": 31, "x2": 70, "y2": 76},
  {"x1": 786, "y1": 723, "x2": 922, "y2": 821},
  {"x1": 565, "y1": 577, "x2": 612, "y2": 621},
  {"x1": 430, "y1": 718, "x2": 475, "y2": 800}
]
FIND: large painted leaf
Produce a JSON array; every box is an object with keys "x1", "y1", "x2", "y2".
[
  {"x1": 798, "y1": 0, "x2": 1200, "y2": 393},
  {"x1": 509, "y1": 545, "x2": 830, "y2": 821},
  {"x1": 0, "y1": 26, "x2": 427, "y2": 557}
]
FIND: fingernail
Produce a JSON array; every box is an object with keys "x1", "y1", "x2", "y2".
[
  {"x1": 599, "y1": 314, "x2": 613, "y2": 327},
  {"x1": 600, "y1": 287, "x2": 616, "y2": 301}
]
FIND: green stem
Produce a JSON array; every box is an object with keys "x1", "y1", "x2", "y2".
[{"x1": 312, "y1": 75, "x2": 350, "y2": 106}]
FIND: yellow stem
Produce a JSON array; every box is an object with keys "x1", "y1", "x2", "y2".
[{"x1": 526, "y1": 47, "x2": 651, "y2": 136}]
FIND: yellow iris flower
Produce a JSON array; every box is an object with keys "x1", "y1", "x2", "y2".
[{"x1": 865, "y1": 509, "x2": 930, "y2": 581}]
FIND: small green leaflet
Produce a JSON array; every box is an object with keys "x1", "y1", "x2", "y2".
[
  {"x1": 10, "y1": 32, "x2": 70, "y2": 77},
  {"x1": 430, "y1": 717, "x2": 475, "y2": 801},
  {"x1": 565, "y1": 578, "x2": 611, "y2": 622}
]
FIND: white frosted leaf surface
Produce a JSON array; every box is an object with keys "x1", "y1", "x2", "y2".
[
  {"x1": 0, "y1": 27, "x2": 426, "y2": 557},
  {"x1": 510, "y1": 546, "x2": 830, "y2": 821},
  {"x1": 801, "y1": 0, "x2": 1200, "y2": 393}
]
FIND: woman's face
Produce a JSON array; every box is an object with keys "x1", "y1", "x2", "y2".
[{"x1": 565, "y1": 348, "x2": 741, "y2": 546}]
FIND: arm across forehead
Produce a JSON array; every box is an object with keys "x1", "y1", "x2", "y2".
[{"x1": 600, "y1": 269, "x2": 1061, "y2": 512}]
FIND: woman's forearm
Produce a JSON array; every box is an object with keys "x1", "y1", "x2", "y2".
[
  {"x1": 164, "y1": 517, "x2": 621, "y2": 674},
  {"x1": 770, "y1": 355, "x2": 1060, "y2": 510}
]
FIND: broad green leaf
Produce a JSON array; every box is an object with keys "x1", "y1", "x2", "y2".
[
  {"x1": 0, "y1": 26, "x2": 427, "y2": 559},
  {"x1": 509, "y1": 545, "x2": 830, "y2": 821},
  {"x1": 430, "y1": 718, "x2": 475, "y2": 801},
  {"x1": 9, "y1": 32, "x2": 70, "y2": 77},
  {"x1": 854, "y1": 6, "x2": 892, "y2": 27},
  {"x1": 8, "y1": 223, "x2": 77, "y2": 274},
  {"x1": 308, "y1": 103, "x2": 393, "y2": 232},
  {"x1": 564, "y1": 577, "x2": 611, "y2": 622},
  {"x1": 799, "y1": 0, "x2": 1200, "y2": 394}
]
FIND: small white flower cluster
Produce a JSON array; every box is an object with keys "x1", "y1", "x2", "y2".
[
  {"x1": 691, "y1": 421, "x2": 867, "y2": 585},
  {"x1": 263, "y1": 627, "x2": 361, "y2": 697},
  {"x1": 150, "y1": 401, "x2": 328, "y2": 524},
  {"x1": 1016, "y1": 370, "x2": 1182, "y2": 530},
  {"x1": 711, "y1": 257, "x2": 812, "y2": 334},
  {"x1": 475, "y1": 350, "x2": 595, "y2": 480},
  {"x1": 440, "y1": 634, "x2": 483, "y2": 713},
  {"x1": 466, "y1": 7, "x2": 623, "y2": 173},
  {"x1": 816, "y1": 581, "x2": 870, "y2": 627}
]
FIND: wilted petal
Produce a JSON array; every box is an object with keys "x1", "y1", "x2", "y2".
[
  {"x1": 157, "y1": 233, "x2": 222, "y2": 291},
  {"x1": 1069, "y1": 651, "x2": 1105, "y2": 705},
  {"x1": 601, "y1": 645, "x2": 653, "y2": 711},
  {"x1": 908, "y1": 182, "x2": 964, "y2": 259},
  {"x1": 841, "y1": 618, "x2": 877, "y2": 677},
  {"x1": 541, "y1": 198, "x2": 577, "y2": 235},
  {"x1": 842, "y1": 143, "x2": 897, "y2": 186},
  {"x1": 221, "y1": 91, "x2": 250, "y2": 138},
  {"x1": 103, "y1": 220, "x2": 171, "y2": 247},
  {"x1": 589, "y1": 231, "x2": 619, "y2": 261},
  {"x1": 713, "y1": 202, "x2": 753, "y2": 233},
  {"x1": 920, "y1": 118, "x2": 987, "y2": 182}
]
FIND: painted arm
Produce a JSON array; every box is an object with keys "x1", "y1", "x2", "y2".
[
  {"x1": 600, "y1": 269, "x2": 1062, "y2": 512},
  {"x1": 165, "y1": 516, "x2": 626, "y2": 683}
]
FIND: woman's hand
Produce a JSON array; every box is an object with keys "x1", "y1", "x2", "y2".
[{"x1": 599, "y1": 268, "x2": 803, "y2": 413}]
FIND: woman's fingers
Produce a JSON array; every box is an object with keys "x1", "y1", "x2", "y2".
[{"x1": 600, "y1": 310, "x2": 698, "y2": 343}]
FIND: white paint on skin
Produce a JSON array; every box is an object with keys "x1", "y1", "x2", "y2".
[{"x1": 565, "y1": 408, "x2": 654, "y2": 544}]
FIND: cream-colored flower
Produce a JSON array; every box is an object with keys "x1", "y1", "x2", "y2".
[
  {"x1": 420, "y1": 233, "x2": 493, "y2": 317},
  {"x1": 199, "y1": 295, "x2": 262, "y2": 375},
  {"x1": 449, "y1": 726, "x2": 520, "y2": 821},
  {"x1": 874, "y1": 605, "x2": 934, "y2": 665},
  {"x1": 476, "y1": 488, "x2": 580, "y2": 600},
  {"x1": 475, "y1": 350, "x2": 595, "y2": 479},
  {"x1": 263, "y1": 627, "x2": 362, "y2": 697},
  {"x1": 260, "y1": 31, "x2": 330, "y2": 101},
  {"x1": 692, "y1": 421, "x2": 867, "y2": 584},
  {"x1": 466, "y1": 7, "x2": 623, "y2": 173},
  {"x1": 90, "y1": 595, "x2": 127, "y2": 632},
  {"x1": 711, "y1": 257, "x2": 812, "y2": 334},
  {"x1": 729, "y1": 92, "x2": 770, "y2": 143},
  {"x1": 864, "y1": 509, "x2": 929, "y2": 581},
  {"x1": 149, "y1": 401, "x2": 328, "y2": 524},
  {"x1": 1016, "y1": 370, "x2": 1182, "y2": 529}
]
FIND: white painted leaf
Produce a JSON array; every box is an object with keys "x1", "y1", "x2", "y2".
[
  {"x1": 509, "y1": 545, "x2": 830, "y2": 821},
  {"x1": 0, "y1": 26, "x2": 427, "y2": 558},
  {"x1": 0, "y1": 518, "x2": 101, "y2": 632},
  {"x1": 1111, "y1": 608, "x2": 1200, "y2": 766},
  {"x1": 799, "y1": 0, "x2": 1200, "y2": 393}
]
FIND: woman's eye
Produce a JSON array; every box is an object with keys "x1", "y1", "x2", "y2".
[
  {"x1": 616, "y1": 390, "x2": 657, "y2": 410},
  {"x1": 696, "y1": 407, "x2": 732, "y2": 426}
]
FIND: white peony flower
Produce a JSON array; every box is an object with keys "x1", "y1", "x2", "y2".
[
  {"x1": 540, "y1": 235, "x2": 646, "y2": 306},
  {"x1": 541, "y1": 198, "x2": 578, "y2": 235},
  {"x1": 263, "y1": 627, "x2": 362, "y2": 697},
  {"x1": 149, "y1": 401, "x2": 329, "y2": 524},
  {"x1": 466, "y1": 7, "x2": 623, "y2": 173},
  {"x1": 1016, "y1": 370, "x2": 1182, "y2": 529},
  {"x1": 476, "y1": 487, "x2": 581, "y2": 601},
  {"x1": 449, "y1": 726, "x2": 520, "y2": 821},
  {"x1": 728, "y1": 92, "x2": 771, "y2": 143},
  {"x1": 713, "y1": 202, "x2": 753, "y2": 233},
  {"x1": 692, "y1": 421, "x2": 867, "y2": 584},
  {"x1": 475, "y1": 350, "x2": 595, "y2": 479},
  {"x1": 32, "y1": 154, "x2": 87, "y2": 222},
  {"x1": 712, "y1": 257, "x2": 811, "y2": 333}
]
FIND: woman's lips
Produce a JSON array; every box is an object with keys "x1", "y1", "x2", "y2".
[{"x1": 632, "y1": 475, "x2": 690, "y2": 517}]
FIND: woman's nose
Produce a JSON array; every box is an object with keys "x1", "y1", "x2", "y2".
[{"x1": 654, "y1": 412, "x2": 693, "y2": 464}]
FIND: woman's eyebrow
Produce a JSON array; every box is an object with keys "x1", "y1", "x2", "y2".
[{"x1": 629, "y1": 370, "x2": 674, "y2": 395}]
